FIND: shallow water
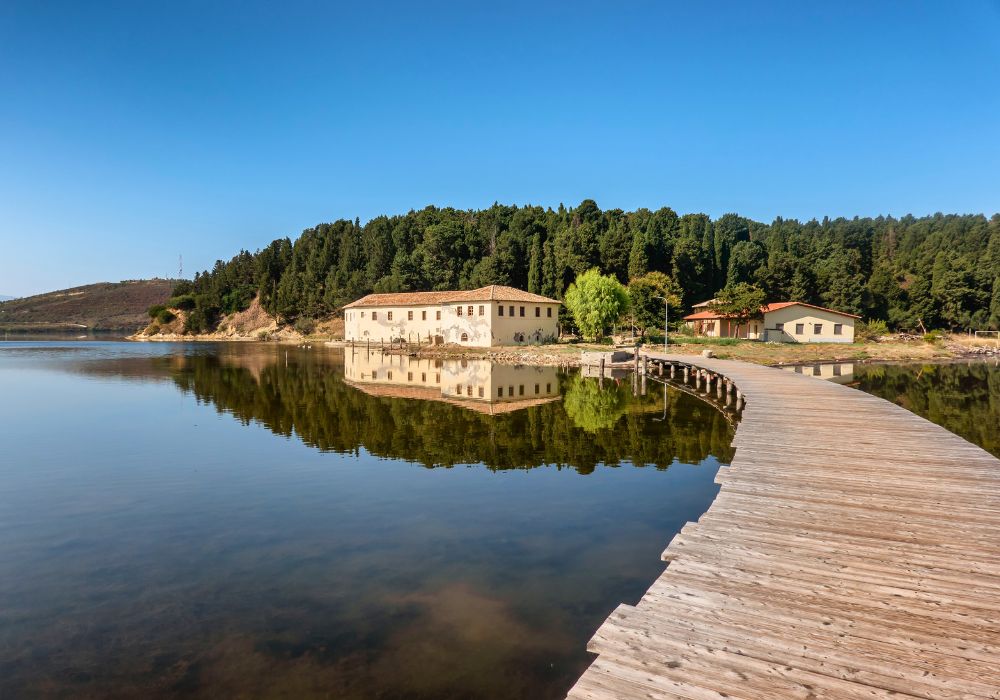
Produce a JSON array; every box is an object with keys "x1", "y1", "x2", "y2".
[{"x1": 0, "y1": 342, "x2": 734, "y2": 699}]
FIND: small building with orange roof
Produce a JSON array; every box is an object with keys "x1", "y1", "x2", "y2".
[{"x1": 683, "y1": 301, "x2": 859, "y2": 343}]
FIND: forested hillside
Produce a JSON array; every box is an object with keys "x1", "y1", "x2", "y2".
[{"x1": 178, "y1": 201, "x2": 1000, "y2": 333}]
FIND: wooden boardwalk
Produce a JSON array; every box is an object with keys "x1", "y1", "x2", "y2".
[{"x1": 568, "y1": 354, "x2": 1000, "y2": 700}]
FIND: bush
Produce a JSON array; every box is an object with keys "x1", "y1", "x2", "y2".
[
  {"x1": 168, "y1": 294, "x2": 197, "y2": 311},
  {"x1": 294, "y1": 317, "x2": 316, "y2": 335},
  {"x1": 156, "y1": 309, "x2": 175, "y2": 324},
  {"x1": 856, "y1": 319, "x2": 889, "y2": 342},
  {"x1": 147, "y1": 304, "x2": 166, "y2": 319},
  {"x1": 923, "y1": 330, "x2": 944, "y2": 343}
]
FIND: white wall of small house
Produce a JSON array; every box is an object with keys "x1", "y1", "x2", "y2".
[
  {"x1": 763, "y1": 306, "x2": 856, "y2": 343},
  {"x1": 491, "y1": 301, "x2": 559, "y2": 345},
  {"x1": 441, "y1": 302, "x2": 493, "y2": 346}
]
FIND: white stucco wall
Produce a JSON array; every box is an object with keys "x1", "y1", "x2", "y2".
[
  {"x1": 763, "y1": 306, "x2": 856, "y2": 343},
  {"x1": 344, "y1": 304, "x2": 443, "y2": 343},
  {"x1": 490, "y1": 301, "x2": 560, "y2": 345}
]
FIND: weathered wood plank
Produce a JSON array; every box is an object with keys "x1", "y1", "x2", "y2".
[{"x1": 567, "y1": 355, "x2": 1000, "y2": 700}]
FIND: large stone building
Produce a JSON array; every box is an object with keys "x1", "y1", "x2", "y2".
[
  {"x1": 683, "y1": 301, "x2": 859, "y2": 343},
  {"x1": 343, "y1": 285, "x2": 560, "y2": 347}
]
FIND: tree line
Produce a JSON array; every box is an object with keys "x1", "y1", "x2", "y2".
[{"x1": 174, "y1": 201, "x2": 1000, "y2": 332}]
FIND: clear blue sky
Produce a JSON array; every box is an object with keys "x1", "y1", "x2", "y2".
[{"x1": 2, "y1": 1, "x2": 999, "y2": 297}]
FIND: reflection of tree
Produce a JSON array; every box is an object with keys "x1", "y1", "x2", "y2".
[
  {"x1": 562, "y1": 375, "x2": 628, "y2": 432},
  {"x1": 855, "y1": 363, "x2": 1000, "y2": 458},
  {"x1": 77, "y1": 349, "x2": 737, "y2": 473}
]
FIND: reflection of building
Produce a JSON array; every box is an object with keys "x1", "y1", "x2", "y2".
[
  {"x1": 343, "y1": 351, "x2": 561, "y2": 414},
  {"x1": 784, "y1": 362, "x2": 855, "y2": 384},
  {"x1": 683, "y1": 301, "x2": 859, "y2": 343},
  {"x1": 342, "y1": 285, "x2": 560, "y2": 347}
]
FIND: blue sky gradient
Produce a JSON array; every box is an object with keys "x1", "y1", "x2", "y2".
[{"x1": 1, "y1": 1, "x2": 999, "y2": 296}]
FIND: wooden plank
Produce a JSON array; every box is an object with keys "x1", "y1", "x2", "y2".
[{"x1": 567, "y1": 354, "x2": 1000, "y2": 700}]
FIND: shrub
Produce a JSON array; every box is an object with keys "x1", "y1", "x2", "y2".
[
  {"x1": 156, "y1": 309, "x2": 175, "y2": 324},
  {"x1": 168, "y1": 294, "x2": 197, "y2": 311},
  {"x1": 856, "y1": 319, "x2": 889, "y2": 342},
  {"x1": 923, "y1": 330, "x2": 944, "y2": 343},
  {"x1": 294, "y1": 317, "x2": 316, "y2": 335},
  {"x1": 147, "y1": 304, "x2": 166, "y2": 319}
]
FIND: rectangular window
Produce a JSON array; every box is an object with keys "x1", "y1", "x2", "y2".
[
  {"x1": 833, "y1": 365, "x2": 842, "y2": 376},
  {"x1": 457, "y1": 306, "x2": 462, "y2": 316},
  {"x1": 435, "y1": 373, "x2": 440, "y2": 383},
  {"x1": 534, "y1": 384, "x2": 539, "y2": 394},
  {"x1": 498, "y1": 387, "x2": 504, "y2": 397},
  {"x1": 408, "y1": 310, "x2": 413, "y2": 320},
  {"x1": 372, "y1": 311, "x2": 378, "y2": 320},
  {"x1": 387, "y1": 311, "x2": 393, "y2": 320},
  {"x1": 361, "y1": 311, "x2": 365, "y2": 318},
  {"x1": 775, "y1": 322, "x2": 784, "y2": 332},
  {"x1": 547, "y1": 307, "x2": 552, "y2": 317},
  {"x1": 812, "y1": 365, "x2": 821, "y2": 376},
  {"x1": 518, "y1": 384, "x2": 524, "y2": 395},
  {"x1": 421, "y1": 372, "x2": 426, "y2": 382},
  {"x1": 479, "y1": 305, "x2": 484, "y2": 316},
  {"x1": 519, "y1": 306, "x2": 525, "y2": 317},
  {"x1": 466, "y1": 386, "x2": 472, "y2": 397},
  {"x1": 372, "y1": 370, "x2": 377, "y2": 380},
  {"x1": 387, "y1": 371, "x2": 392, "y2": 380},
  {"x1": 456, "y1": 384, "x2": 462, "y2": 394},
  {"x1": 814, "y1": 323, "x2": 823, "y2": 335},
  {"x1": 535, "y1": 307, "x2": 540, "y2": 317},
  {"x1": 407, "y1": 372, "x2": 413, "y2": 381},
  {"x1": 508, "y1": 385, "x2": 514, "y2": 396},
  {"x1": 795, "y1": 323, "x2": 804, "y2": 335},
  {"x1": 436, "y1": 310, "x2": 441, "y2": 320},
  {"x1": 546, "y1": 383, "x2": 551, "y2": 393},
  {"x1": 509, "y1": 305, "x2": 514, "y2": 316},
  {"x1": 478, "y1": 387, "x2": 484, "y2": 398},
  {"x1": 498, "y1": 305, "x2": 504, "y2": 316},
  {"x1": 834, "y1": 323, "x2": 843, "y2": 335},
  {"x1": 468, "y1": 305, "x2": 474, "y2": 317}
]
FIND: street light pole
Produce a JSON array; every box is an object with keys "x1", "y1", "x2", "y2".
[{"x1": 654, "y1": 296, "x2": 669, "y2": 350}]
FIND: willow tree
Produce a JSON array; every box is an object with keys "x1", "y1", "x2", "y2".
[{"x1": 564, "y1": 269, "x2": 629, "y2": 340}]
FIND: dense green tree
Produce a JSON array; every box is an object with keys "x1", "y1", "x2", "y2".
[
  {"x1": 710, "y1": 283, "x2": 766, "y2": 336},
  {"x1": 627, "y1": 272, "x2": 682, "y2": 338},
  {"x1": 564, "y1": 269, "x2": 629, "y2": 340}
]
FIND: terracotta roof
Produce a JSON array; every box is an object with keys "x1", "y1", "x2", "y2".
[
  {"x1": 343, "y1": 285, "x2": 559, "y2": 309},
  {"x1": 684, "y1": 301, "x2": 862, "y2": 321},
  {"x1": 762, "y1": 302, "x2": 861, "y2": 319}
]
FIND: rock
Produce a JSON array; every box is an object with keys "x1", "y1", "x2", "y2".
[{"x1": 701, "y1": 349, "x2": 716, "y2": 358}]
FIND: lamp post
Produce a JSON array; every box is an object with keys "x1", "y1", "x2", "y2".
[{"x1": 654, "y1": 296, "x2": 669, "y2": 350}]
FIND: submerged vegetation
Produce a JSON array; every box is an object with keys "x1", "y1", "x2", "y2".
[{"x1": 173, "y1": 201, "x2": 1000, "y2": 334}]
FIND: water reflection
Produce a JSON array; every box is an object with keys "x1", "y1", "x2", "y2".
[
  {"x1": 0, "y1": 342, "x2": 735, "y2": 699},
  {"x1": 783, "y1": 361, "x2": 855, "y2": 383}
]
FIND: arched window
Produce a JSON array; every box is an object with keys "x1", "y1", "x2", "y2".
[{"x1": 460, "y1": 332, "x2": 468, "y2": 342}]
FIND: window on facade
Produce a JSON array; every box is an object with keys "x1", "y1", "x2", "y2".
[
  {"x1": 372, "y1": 370, "x2": 377, "y2": 380},
  {"x1": 534, "y1": 384, "x2": 539, "y2": 394},
  {"x1": 387, "y1": 311, "x2": 393, "y2": 320},
  {"x1": 509, "y1": 305, "x2": 514, "y2": 316},
  {"x1": 834, "y1": 323, "x2": 843, "y2": 335},
  {"x1": 812, "y1": 365, "x2": 821, "y2": 376},
  {"x1": 833, "y1": 365, "x2": 842, "y2": 376},
  {"x1": 372, "y1": 311, "x2": 377, "y2": 320},
  {"x1": 422, "y1": 310, "x2": 427, "y2": 320},
  {"x1": 508, "y1": 385, "x2": 514, "y2": 396},
  {"x1": 795, "y1": 323, "x2": 804, "y2": 334},
  {"x1": 814, "y1": 323, "x2": 823, "y2": 335},
  {"x1": 387, "y1": 371, "x2": 392, "y2": 380},
  {"x1": 466, "y1": 386, "x2": 472, "y2": 396},
  {"x1": 408, "y1": 310, "x2": 413, "y2": 320},
  {"x1": 460, "y1": 332, "x2": 468, "y2": 341},
  {"x1": 478, "y1": 305, "x2": 484, "y2": 316},
  {"x1": 498, "y1": 387, "x2": 504, "y2": 397},
  {"x1": 519, "y1": 306, "x2": 525, "y2": 317},
  {"x1": 435, "y1": 373, "x2": 440, "y2": 383},
  {"x1": 421, "y1": 372, "x2": 426, "y2": 382},
  {"x1": 457, "y1": 306, "x2": 462, "y2": 316},
  {"x1": 794, "y1": 366, "x2": 803, "y2": 373},
  {"x1": 436, "y1": 310, "x2": 441, "y2": 320},
  {"x1": 456, "y1": 384, "x2": 462, "y2": 394},
  {"x1": 498, "y1": 305, "x2": 504, "y2": 316},
  {"x1": 407, "y1": 372, "x2": 413, "y2": 381},
  {"x1": 775, "y1": 322, "x2": 784, "y2": 332},
  {"x1": 478, "y1": 387, "x2": 484, "y2": 398},
  {"x1": 546, "y1": 383, "x2": 551, "y2": 393},
  {"x1": 547, "y1": 307, "x2": 552, "y2": 317},
  {"x1": 535, "y1": 307, "x2": 540, "y2": 317},
  {"x1": 467, "y1": 305, "x2": 474, "y2": 317},
  {"x1": 518, "y1": 385, "x2": 524, "y2": 395},
  {"x1": 361, "y1": 311, "x2": 365, "y2": 318}
]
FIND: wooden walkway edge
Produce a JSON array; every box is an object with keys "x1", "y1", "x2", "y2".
[{"x1": 567, "y1": 354, "x2": 1000, "y2": 700}]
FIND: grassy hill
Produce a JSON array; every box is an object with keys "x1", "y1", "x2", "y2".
[{"x1": 0, "y1": 279, "x2": 180, "y2": 332}]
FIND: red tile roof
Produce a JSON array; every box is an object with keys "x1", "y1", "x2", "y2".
[
  {"x1": 684, "y1": 301, "x2": 861, "y2": 321},
  {"x1": 343, "y1": 285, "x2": 559, "y2": 308}
]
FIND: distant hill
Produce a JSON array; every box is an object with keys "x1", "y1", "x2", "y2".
[
  {"x1": 0, "y1": 279, "x2": 181, "y2": 332},
  {"x1": 0, "y1": 295, "x2": 16, "y2": 302}
]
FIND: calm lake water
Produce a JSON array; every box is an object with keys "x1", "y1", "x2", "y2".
[{"x1": 0, "y1": 342, "x2": 735, "y2": 699}]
